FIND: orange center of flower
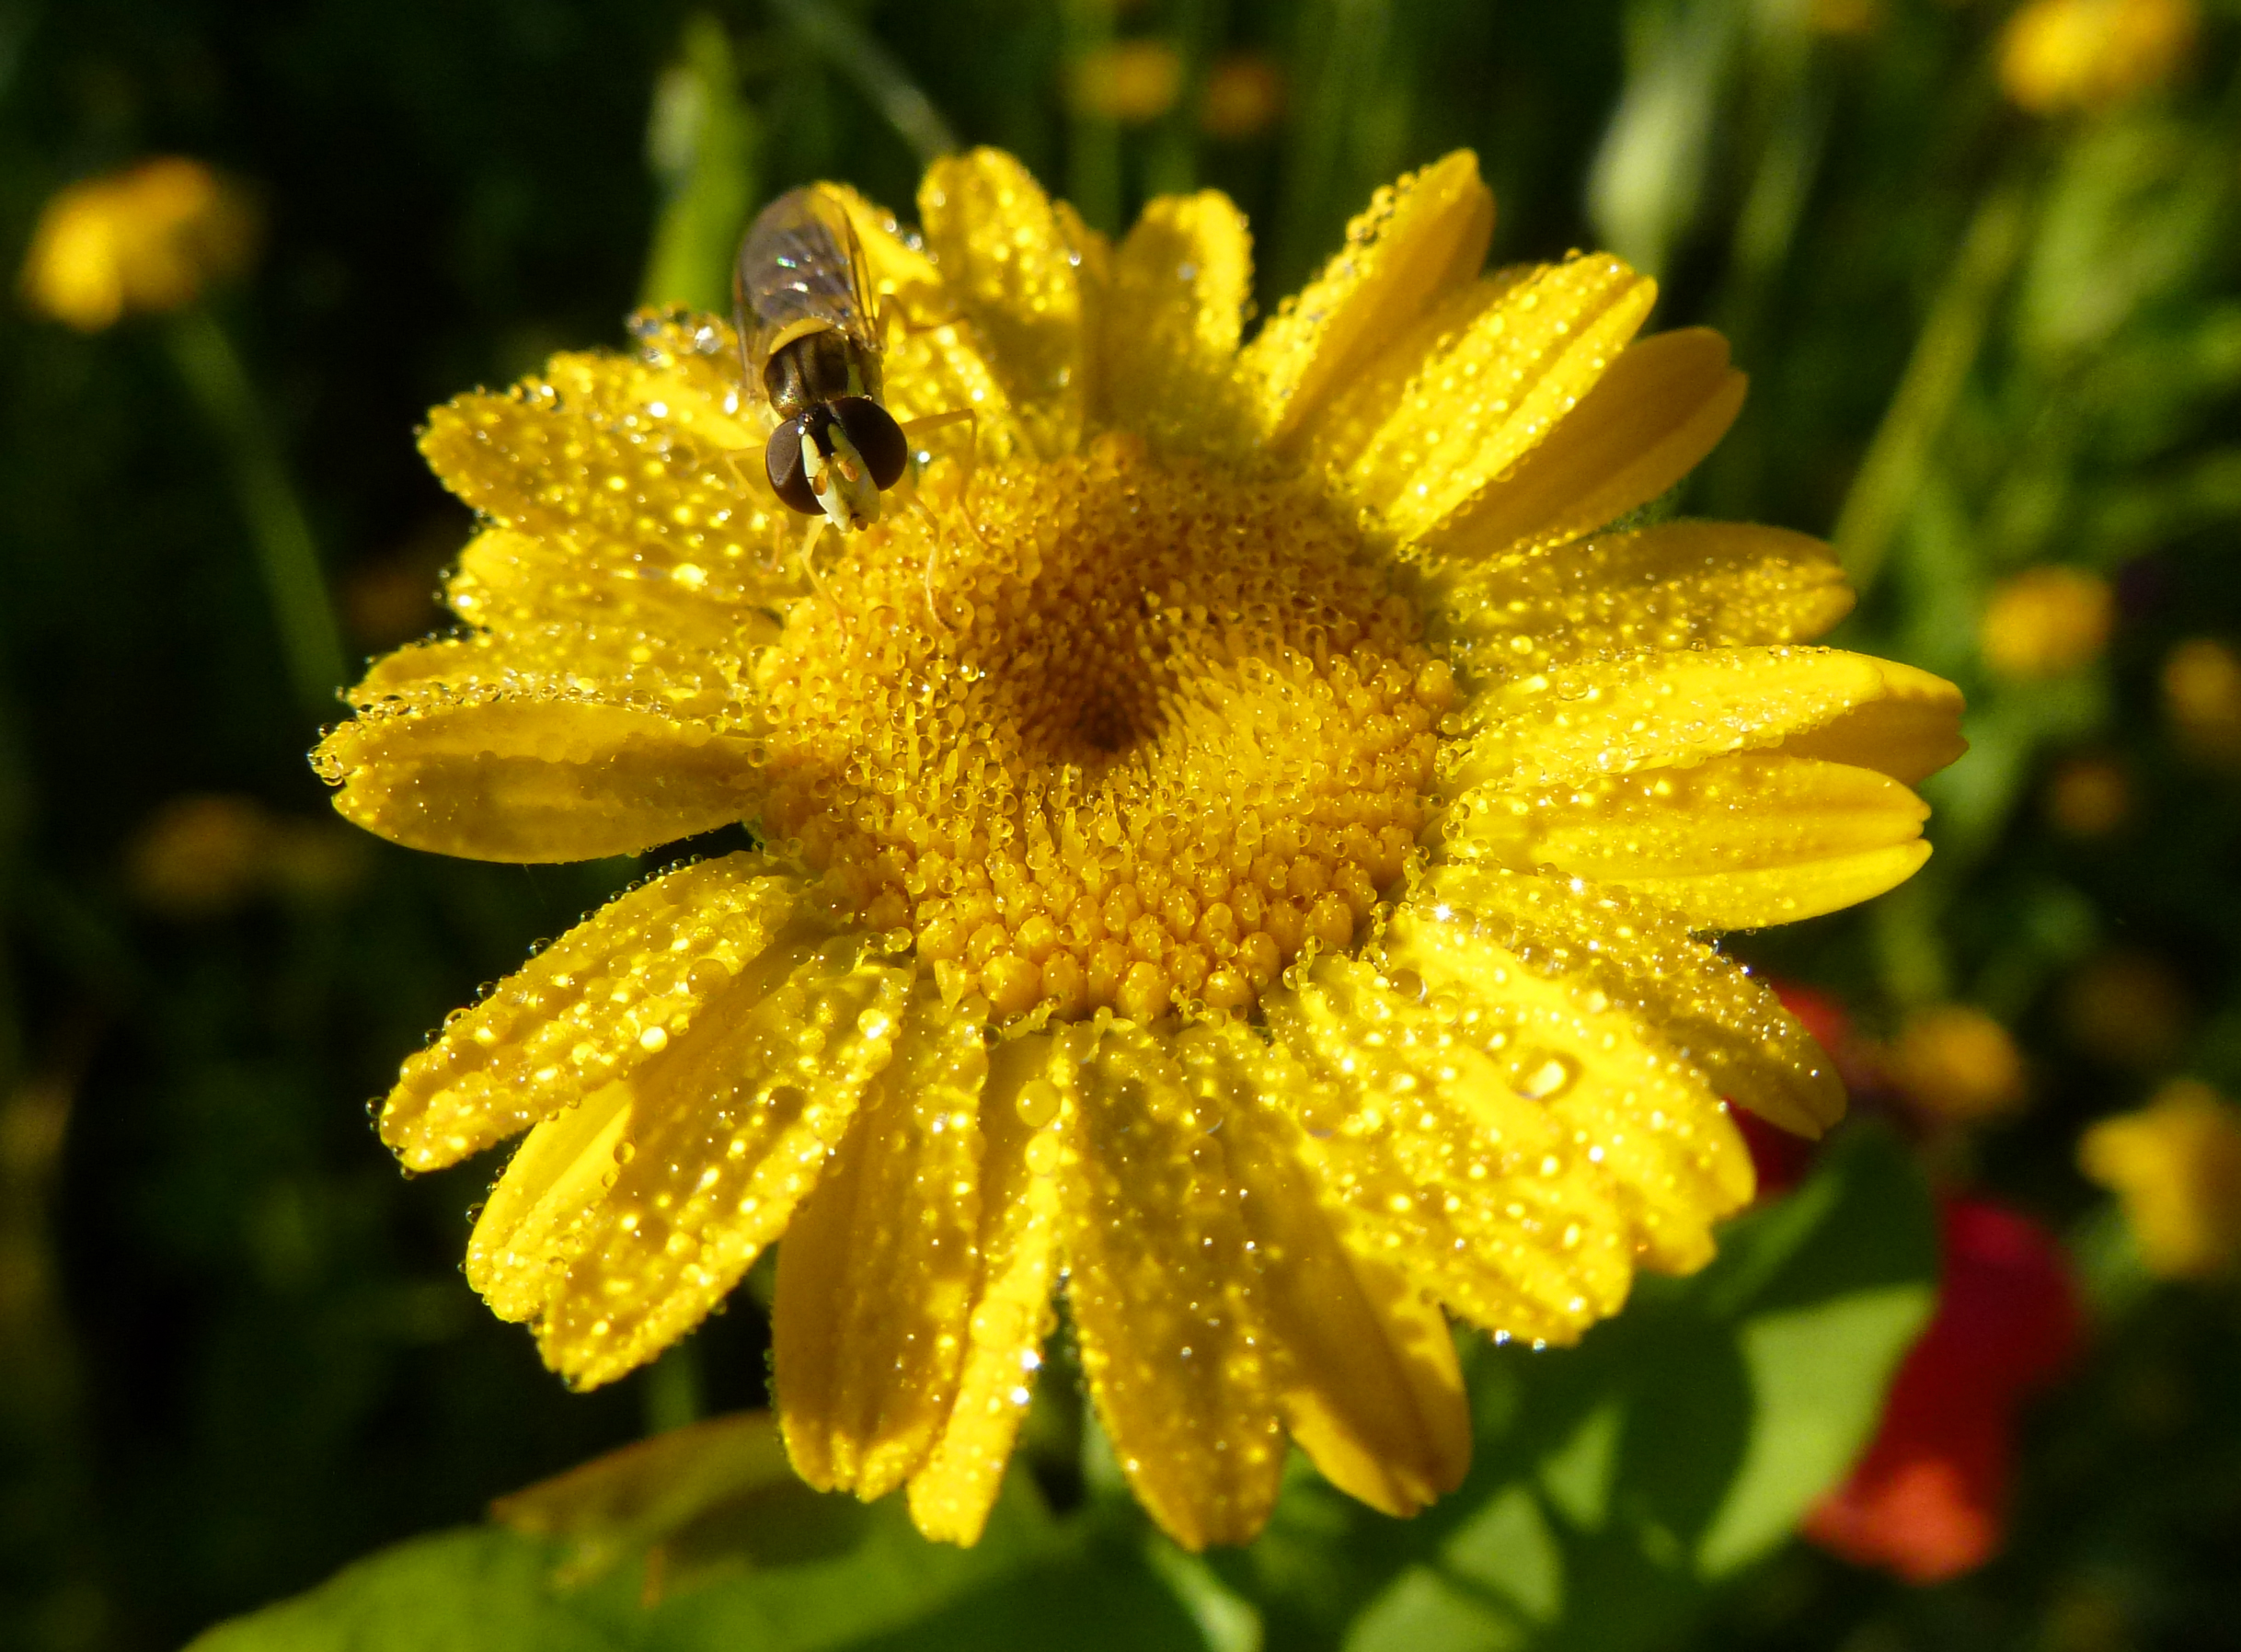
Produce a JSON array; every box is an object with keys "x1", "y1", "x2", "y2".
[{"x1": 753, "y1": 431, "x2": 1455, "y2": 1025}]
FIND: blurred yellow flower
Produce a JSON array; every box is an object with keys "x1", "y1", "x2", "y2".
[
  {"x1": 1890, "y1": 1004, "x2": 2027, "y2": 1123},
  {"x1": 1068, "y1": 40, "x2": 1184, "y2": 124},
  {"x1": 2043, "y1": 752, "x2": 2131, "y2": 837},
  {"x1": 314, "y1": 151, "x2": 1964, "y2": 1548},
  {"x1": 1998, "y1": 0, "x2": 2198, "y2": 116},
  {"x1": 17, "y1": 156, "x2": 256, "y2": 332},
  {"x1": 1810, "y1": 0, "x2": 1884, "y2": 39},
  {"x1": 129, "y1": 794, "x2": 273, "y2": 917},
  {"x1": 1980, "y1": 566, "x2": 2113, "y2": 681},
  {"x1": 128, "y1": 794, "x2": 368, "y2": 917},
  {"x1": 1201, "y1": 52, "x2": 1285, "y2": 141},
  {"x1": 2063, "y1": 950, "x2": 2191, "y2": 1069},
  {"x1": 2080, "y1": 1080, "x2": 2241, "y2": 1278},
  {"x1": 2163, "y1": 637, "x2": 2241, "y2": 763}
]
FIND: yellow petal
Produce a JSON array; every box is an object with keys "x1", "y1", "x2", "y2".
[
  {"x1": 919, "y1": 150, "x2": 1090, "y2": 457},
  {"x1": 1258, "y1": 956, "x2": 1636, "y2": 1341},
  {"x1": 460, "y1": 932, "x2": 845, "y2": 1330},
  {"x1": 906, "y1": 1034, "x2": 1068, "y2": 1546},
  {"x1": 1240, "y1": 151, "x2": 1494, "y2": 447},
  {"x1": 534, "y1": 938, "x2": 911, "y2": 1388},
  {"x1": 1779, "y1": 670, "x2": 1977, "y2": 785},
  {"x1": 774, "y1": 986, "x2": 991, "y2": 1500},
  {"x1": 381, "y1": 854, "x2": 809, "y2": 1171},
  {"x1": 419, "y1": 349, "x2": 799, "y2": 605},
  {"x1": 816, "y1": 183, "x2": 947, "y2": 315},
  {"x1": 1100, "y1": 191, "x2": 1254, "y2": 454},
  {"x1": 365, "y1": 598, "x2": 755, "y2": 751},
  {"x1": 1615, "y1": 842, "x2": 1933, "y2": 934},
  {"x1": 1054, "y1": 197, "x2": 1112, "y2": 345},
  {"x1": 1467, "y1": 752, "x2": 1933, "y2": 931},
  {"x1": 1411, "y1": 864, "x2": 1843, "y2": 1139},
  {"x1": 1176, "y1": 1020, "x2": 1470, "y2": 1518},
  {"x1": 1379, "y1": 903, "x2": 1754, "y2": 1275},
  {"x1": 2079, "y1": 1081, "x2": 2241, "y2": 1279},
  {"x1": 1436, "y1": 327, "x2": 1747, "y2": 561},
  {"x1": 313, "y1": 652, "x2": 762, "y2": 862},
  {"x1": 1054, "y1": 1022, "x2": 1285, "y2": 1551},
  {"x1": 1288, "y1": 274, "x2": 1520, "y2": 479},
  {"x1": 1437, "y1": 522, "x2": 1853, "y2": 685},
  {"x1": 467, "y1": 1078, "x2": 634, "y2": 1323},
  {"x1": 446, "y1": 525, "x2": 782, "y2": 671},
  {"x1": 806, "y1": 184, "x2": 1036, "y2": 464},
  {"x1": 1443, "y1": 645, "x2": 1967, "y2": 794},
  {"x1": 1324, "y1": 256, "x2": 1657, "y2": 549}
]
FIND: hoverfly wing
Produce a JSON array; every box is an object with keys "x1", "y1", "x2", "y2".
[{"x1": 734, "y1": 185, "x2": 880, "y2": 361}]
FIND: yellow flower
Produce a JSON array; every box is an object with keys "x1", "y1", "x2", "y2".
[
  {"x1": 1068, "y1": 40, "x2": 1185, "y2": 124},
  {"x1": 2080, "y1": 1080, "x2": 2241, "y2": 1279},
  {"x1": 2062, "y1": 949, "x2": 2191, "y2": 1070},
  {"x1": 1201, "y1": 53, "x2": 1286, "y2": 142},
  {"x1": 1998, "y1": 0, "x2": 2198, "y2": 117},
  {"x1": 1979, "y1": 566, "x2": 2113, "y2": 682},
  {"x1": 1887, "y1": 1004, "x2": 2027, "y2": 1124},
  {"x1": 17, "y1": 157, "x2": 256, "y2": 332},
  {"x1": 312, "y1": 152, "x2": 1964, "y2": 1548},
  {"x1": 1810, "y1": 0, "x2": 1884, "y2": 39},
  {"x1": 2164, "y1": 637, "x2": 2241, "y2": 763},
  {"x1": 2043, "y1": 752, "x2": 2130, "y2": 837},
  {"x1": 127, "y1": 793, "x2": 369, "y2": 917}
]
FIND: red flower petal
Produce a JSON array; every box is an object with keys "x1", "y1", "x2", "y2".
[{"x1": 1804, "y1": 1196, "x2": 2081, "y2": 1583}]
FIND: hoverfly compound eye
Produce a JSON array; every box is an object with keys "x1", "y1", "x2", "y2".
[
  {"x1": 833, "y1": 396, "x2": 909, "y2": 493},
  {"x1": 764, "y1": 415, "x2": 820, "y2": 515}
]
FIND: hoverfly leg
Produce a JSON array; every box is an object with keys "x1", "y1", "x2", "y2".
[
  {"x1": 898, "y1": 407, "x2": 986, "y2": 539},
  {"x1": 797, "y1": 516, "x2": 831, "y2": 599},
  {"x1": 898, "y1": 407, "x2": 978, "y2": 448},
  {"x1": 894, "y1": 408, "x2": 984, "y2": 629},
  {"x1": 904, "y1": 493, "x2": 952, "y2": 630},
  {"x1": 875, "y1": 293, "x2": 967, "y2": 345}
]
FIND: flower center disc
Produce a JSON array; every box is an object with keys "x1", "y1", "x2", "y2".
[{"x1": 755, "y1": 431, "x2": 1455, "y2": 1026}]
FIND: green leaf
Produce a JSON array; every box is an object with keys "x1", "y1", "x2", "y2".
[
  {"x1": 2017, "y1": 113, "x2": 2228, "y2": 361},
  {"x1": 186, "y1": 1473, "x2": 1211, "y2": 1652},
  {"x1": 185, "y1": 1528, "x2": 629, "y2": 1652},
  {"x1": 1225, "y1": 1123, "x2": 1938, "y2": 1652},
  {"x1": 488, "y1": 1411, "x2": 873, "y2": 1594},
  {"x1": 640, "y1": 14, "x2": 760, "y2": 315}
]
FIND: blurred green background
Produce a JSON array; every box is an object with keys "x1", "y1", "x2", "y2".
[{"x1": 5, "y1": 1, "x2": 2241, "y2": 1648}]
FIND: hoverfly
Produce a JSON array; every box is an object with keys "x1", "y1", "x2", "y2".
[{"x1": 736, "y1": 185, "x2": 910, "y2": 535}]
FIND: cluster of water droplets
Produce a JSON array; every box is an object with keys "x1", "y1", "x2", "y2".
[
  {"x1": 381, "y1": 858, "x2": 813, "y2": 1172},
  {"x1": 1433, "y1": 522, "x2": 1855, "y2": 691}
]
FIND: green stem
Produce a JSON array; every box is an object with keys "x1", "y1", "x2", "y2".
[
  {"x1": 1272, "y1": 0, "x2": 1391, "y2": 296},
  {"x1": 643, "y1": 1338, "x2": 706, "y2": 1436},
  {"x1": 1143, "y1": 0, "x2": 1223, "y2": 200},
  {"x1": 1831, "y1": 171, "x2": 2034, "y2": 593},
  {"x1": 165, "y1": 308, "x2": 347, "y2": 719},
  {"x1": 1064, "y1": 0, "x2": 1121, "y2": 234},
  {"x1": 769, "y1": 0, "x2": 956, "y2": 165},
  {"x1": 641, "y1": 14, "x2": 760, "y2": 315}
]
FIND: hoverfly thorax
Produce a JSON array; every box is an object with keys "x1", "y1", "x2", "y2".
[{"x1": 736, "y1": 186, "x2": 909, "y2": 533}]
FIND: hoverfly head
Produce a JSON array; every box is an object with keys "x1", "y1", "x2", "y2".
[{"x1": 766, "y1": 399, "x2": 908, "y2": 532}]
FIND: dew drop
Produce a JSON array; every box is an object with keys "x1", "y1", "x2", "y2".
[
  {"x1": 1015, "y1": 1078, "x2": 1062, "y2": 1128},
  {"x1": 1515, "y1": 1051, "x2": 1579, "y2": 1100}
]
